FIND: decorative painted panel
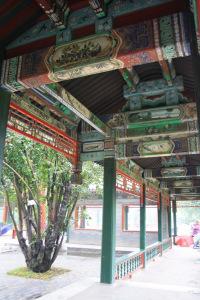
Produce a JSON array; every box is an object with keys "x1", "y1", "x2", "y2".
[
  {"x1": 116, "y1": 136, "x2": 200, "y2": 159},
  {"x1": 174, "y1": 195, "x2": 200, "y2": 201},
  {"x1": 173, "y1": 180, "x2": 194, "y2": 188},
  {"x1": 82, "y1": 141, "x2": 105, "y2": 152},
  {"x1": 107, "y1": 102, "x2": 197, "y2": 129},
  {"x1": 172, "y1": 187, "x2": 200, "y2": 194},
  {"x1": 115, "y1": 121, "x2": 199, "y2": 142},
  {"x1": 122, "y1": 78, "x2": 191, "y2": 111},
  {"x1": 161, "y1": 156, "x2": 186, "y2": 167},
  {"x1": 146, "y1": 166, "x2": 200, "y2": 179},
  {"x1": 6, "y1": 0, "x2": 174, "y2": 50},
  {"x1": 2, "y1": 13, "x2": 191, "y2": 91}
]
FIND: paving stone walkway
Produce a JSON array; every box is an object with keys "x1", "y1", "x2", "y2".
[
  {"x1": 39, "y1": 246, "x2": 200, "y2": 300},
  {"x1": 1, "y1": 243, "x2": 200, "y2": 300},
  {"x1": 0, "y1": 247, "x2": 100, "y2": 300}
]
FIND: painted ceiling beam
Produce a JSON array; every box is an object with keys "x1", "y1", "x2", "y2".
[
  {"x1": 34, "y1": 0, "x2": 70, "y2": 28},
  {"x1": 8, "y1": 98, "x2": 78, "y2": 164},
  {"x1": 40, "y1": 83, "x2": 111, "y2": 136},
  {"x1": 116, "y1": 135, "x2": 200, "y2": 159},
  {"x1": 162, "y1": 179, "x2": 200, "y2": 188},
  {"x1": 6, "y1": 0, "x2": 185, "y2": 52},
  {"x1": 171, "y1": 187, "x2": 200, "y2": 194},
  {"x1": 10, "y1": 92, "x2": 78, "y2": 133},
  {"x1": 161, "y1": 156, "x2": 187, "y2": 168},
  {"x1": 1, "y1": 11, "x2": 192, "y2": 91},
  {"x1": 115, "y1": 120, "x2": 198, "y2": 142},
  {"x1": 81, "y1": 135, "x2": 200, "y2": 160},
  {"x1": 144, "y1": 166, "x2": 200, "y2": 179},
  {"x1": 122, "y1": 77, "x2": 186, "y2": 111},
  {"x1": 106, "y1": 101, "x2": 196, "y2": 129},
  {"x1": 173, "y1": 195, "x2": 200, "y2": 201}
]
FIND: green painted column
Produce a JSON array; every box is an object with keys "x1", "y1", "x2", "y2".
[
  {"x1": 0, "y1": 90, "x2": 10, "y2": 179},
  {"x1": 158, "y1": 192, "x2": 163, "y2": 255},
  {"x1": 140, "y1": 184, "x2": 146, "y2": 266},
  {"x1": 172, "y1": 200, "x2": 177, "y2": 245},
  {"x1": 100, "y1": 157, "x2": 116, "y2": 284},
  {"x1": 158, "y1": 192, "x2": 163, "y2": 242},
  {"x1": 168, "y1": 201, "x2": 172, "y2": 238},
  {"x1": 124, "y1": 206, "x2": 129, "y2": 231}
]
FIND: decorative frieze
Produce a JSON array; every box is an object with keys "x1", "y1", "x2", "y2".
[
  {"x1": 145, "y1": 166, "x2": 200, "y2": 179},
  {"x1": 161, "y1": 156, "x2": 186, "y2": 167},
  {"x1": 6, "y1": 0, "x2": 173, "y2": 50},
  {"x1": 123, "y1": 89, "x2": 189, "y2": 110},
  {"x1": 2, "y1": 13, "x2": 191, "y2": 91},
  {"x1": 120, "y1": 103, "x2": 196, "y2": 128},
  {"x1": 115, "y1": 135, "x2": 200, "y2": 159}
]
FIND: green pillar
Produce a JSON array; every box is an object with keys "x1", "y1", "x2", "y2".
[
  {"x1": 172, "y1": 200, "x2": 177, "y2": 245},
  {"x1": 140, "y1": 184, "x2": 146, "y2": 266},
  {"x1": 0, "y1": 90, "x2": 10, "y2": 179},
  {"x1": 100, "y1": 157, "x2": 116, "y2": 284},
  {"x1": 124, "y1": 206, "x2": 129, "y2": 231},
  {"x1": 158, "y1": 192, "x2": 163, "y2": 242},
  {"x1": 167, "y1": 201, "x2": 172, "y2": 238},
  {"x1": 158, "y1": 192, "x2": 163, "y2": 255}
]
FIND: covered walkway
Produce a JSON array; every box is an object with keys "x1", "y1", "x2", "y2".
[{"x1": 39, "y1": 247, "x2": 200, "y2": 300}]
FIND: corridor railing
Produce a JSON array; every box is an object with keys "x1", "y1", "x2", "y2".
[
  {"x1": 115, "y1": 238, "x2": 172, "y2": 280},
  {"x1": 115, "y1": 251, "x2": 145, "y2": 279}
]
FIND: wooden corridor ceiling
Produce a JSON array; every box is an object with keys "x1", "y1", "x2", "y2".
[{"x1": 1, "y1": 0, "x2": 200, "y2": 201}]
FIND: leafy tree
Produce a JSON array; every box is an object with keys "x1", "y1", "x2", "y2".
[{"x1": 1, "y1": 132, "x2": 103, "y2": 272}]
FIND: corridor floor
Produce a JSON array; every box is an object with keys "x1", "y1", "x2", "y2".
[{"x1": 39, "y1": 246, "x2": 200, "y2": 300}]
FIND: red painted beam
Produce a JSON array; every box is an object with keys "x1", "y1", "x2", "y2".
[
  {"x1": 5, "y1": 0, "x2": 188, "y2": 58},
  {"x1": 7, "y1": 123, "x2": 77, "y2": 163},
  {"x1": 10, "y1": 101, "x2": 77, "y2": 145},
  {"x1": 114, "y1": 0, "x2": 188, "y2": 28},
  {"x1": 116, "y1": 169, "x2": 142, "y2": 196}
]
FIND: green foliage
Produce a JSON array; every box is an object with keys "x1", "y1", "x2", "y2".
[
  {"x1": 81, "y1": 161, "x2": 103, "y2": 198},
  {"x1": 2, "y1": 132, "x2": 103, "y2": 203},
  {"x1": 3, "y1": 132, "x2": 72, "y2": 202},
  {"x1": 0, "y1": 131, "x2": 104, "y2": 272}
]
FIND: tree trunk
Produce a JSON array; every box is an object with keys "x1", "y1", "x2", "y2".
[{"x1": 26, "y1": 240, "x2": 52, "y2": 273}]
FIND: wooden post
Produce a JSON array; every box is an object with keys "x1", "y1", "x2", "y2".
[
  {"x1": 0, "y1": 90, "x2": 10, "y2": 179},
  {"x1": 140, "y1": 184, "x2": 146, "y2": 267},
  {"x1": 100, "y1": 157, "x2": 116, "y2": 284}
]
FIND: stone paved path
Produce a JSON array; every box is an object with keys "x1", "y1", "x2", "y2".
[
  {"x1": 40, "y1": 247, "x2": 200, "y2": 300},
  {"x1": 0, "y1": 248, "x2": 100, "y2": 300}
]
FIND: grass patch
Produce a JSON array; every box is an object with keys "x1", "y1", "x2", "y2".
[{"x1": 7, "y1": 267, "x2": 70, "y2": 280}]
